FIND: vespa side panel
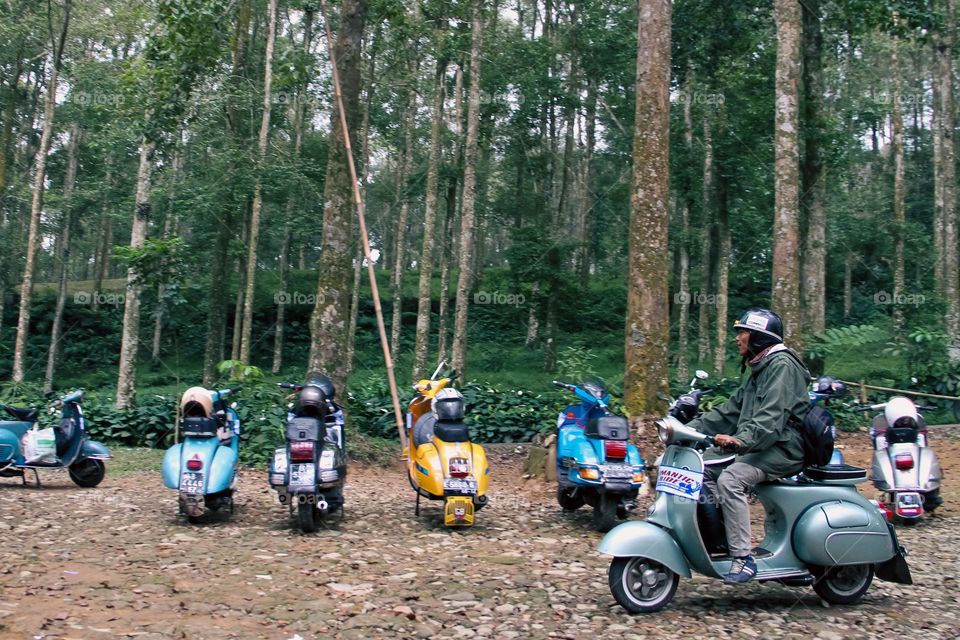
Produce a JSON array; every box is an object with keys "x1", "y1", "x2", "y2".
[
  {"x1": 413, "y1": 442, "x2": 444, "y2": 497},
  {"x1": 79, "y1": 440, "x2": 112, "y2": 460},
  {"x1": 162, "y1": 444, "x2": 184, "y2": 489},
  {"x1": 918, "y1": 448, "x2": 942, "y2": 492},
  {"x1": 178, "y1": 438, "x2": 221, "y2": 494},
  {"x1": 206, "y1": 437, "x2": 239, "y2": 494},
  {"x1": 468, "y1": 442, "x2": 490, "y2": 496},
  {"x1": 871, "y1": 450, "x2": 894, "y2": 491},
  {"x1": 0, "y1": 425, "x2": 28, "y2": 463},
  {"x1": 792, "y1": 498, "x2": 894, "y2": 566},
  {"x1": 597, "y1": 521, "x2": 692, "y2": 578}
]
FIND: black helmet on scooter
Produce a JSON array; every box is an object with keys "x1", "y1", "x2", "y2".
[
  {"x1": 304, "y1": 371, "x2": 336, "y2": 401},
  {"x1": 296, "y1": 384, "x2": 329, "y2": 418}
]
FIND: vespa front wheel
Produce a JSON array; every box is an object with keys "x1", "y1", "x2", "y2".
[
  {"x1": 69, "y1": 459, "x2": 105, "y2": 488},
  {"x1": 557, "y1": 486, "x2": 585, "y2": 511},
  {"x1": 812, "y1": 564, "x2": 874, "y2": 605},
  {"x1": 608, "y1": 556, "x2": 679, "y2": 613},
  {"x1": 593, "y1": 493, "x2": 617, "y2": 532},
  {"x1": 297, "y1": 502, "x2": 318, "y2": 533}
]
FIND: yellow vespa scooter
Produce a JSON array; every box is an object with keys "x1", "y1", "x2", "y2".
[{"x1": 407, "y1": 362, "x2": 489, "y2": 527}]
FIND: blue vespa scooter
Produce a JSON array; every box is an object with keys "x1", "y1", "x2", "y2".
[
  {"x1": 552, "y1": 378, "x2": 646, "y2": 532},
  {"x1": 0, "y1": 390, "x2": 111, "y2": 487},
  {"x1": 162, "y1": 386, "x2": 241, "y2": 523}
]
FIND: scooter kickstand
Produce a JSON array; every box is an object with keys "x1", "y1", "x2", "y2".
[
  {"x1": 30, "y1": 469, "x2": 41, "y2": 488},
  {"x1": 415, "y1": 492, "x2": 420, "y2": 516}
]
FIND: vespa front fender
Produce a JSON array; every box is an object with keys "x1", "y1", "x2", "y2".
[
  {"x1": 597, "y1": 521, "x2": 691, "y2": 578},
  {"x1": 80, "y1": 439, "x2": 111, "y2": 460}
]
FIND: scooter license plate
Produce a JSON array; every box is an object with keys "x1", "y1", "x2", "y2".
[
  {"x1": 289, "y1": 463, "x2": 316, "y2": 487},
  {"x1": 602, "y1": 464, "x2": 634, "y2": 479},
  {"x1": 180, "y1": 471, "x2": 203, "y2": 492},
  {"x1": 443, "y1": 478, "x2": 477, "y2": 494}
]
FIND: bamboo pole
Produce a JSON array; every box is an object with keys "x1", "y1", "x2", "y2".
[
  {"x1": 319, "y1": 0, "x2": 407, "y2": 454},
  {"x1": 842, "y1": 380, "x2": 960, "y2": 402}
]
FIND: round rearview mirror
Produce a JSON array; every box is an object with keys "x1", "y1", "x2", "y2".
[
  {"x1": 230, "y1": 402, "x2": 238, "y2": 409},
  {"x1": 695, "y1": 370, "x2": 709, "y2": 380}
]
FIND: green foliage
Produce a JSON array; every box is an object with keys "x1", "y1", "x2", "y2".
[
  {"x1": 216, "y1": 360, "x2": 265, "y2": 384},
  {"x1": 556, "y1": 346, "x2": 598, "y2": 381},
  {"x1": 112, "y1": 237, "x2": 186, "y2": 288},
  {"x1": 805, "y1": 324, "x2": 887, "y2": 363}
]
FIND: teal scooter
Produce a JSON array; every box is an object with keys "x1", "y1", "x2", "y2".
[
  {"x1": 599, "y1": 417, "x2": 912, "y2": 613},
  {"x1": 162, "y1": 386, "x2": 241, "y2": 523},
  {"x1": 0, "y1": 390, "x2": 111, "y2": 487}
]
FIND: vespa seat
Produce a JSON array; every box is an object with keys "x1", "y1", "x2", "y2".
[
  {"x1": 434, "y1": 420, "x2": 470, "y2": 443},
  {"x1": 802, "y1": 463, "x2": 868, "y2": 485},
  {"x1": 2, "y1": 405, "x2": 38, "y2": 423}
]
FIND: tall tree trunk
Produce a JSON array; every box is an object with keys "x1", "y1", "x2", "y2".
[
  {"x1": 891, "y1": 36, "x2": 906, "y2": 336},
  {"x1": 698, "y1": 118, "x2": 714, "y2": 365},
  {"x1": 12, "y1": 2, "x2": 71, "y2": 383},
  {"x1": 934, "y1": 0, "x2": 959, "y2": 361},
  {"x1": 273, "y1": 8, "x2": 314, "y2": 375},
  {"x1": 43, "y1": 123, "x2": 81, "y2": 393},
  {"x1": 239, "y1": 0, "x2": 279, "y2": 365},
  {"x1": 575, "y1": 79, "x2": 596, "y2": 286},
  {"x1": 714, "y1": 171, "x2": 731, "y2": 375},
  {"x1": 437, "y1": 175, "x2": 458, "y2": 362},
  {"x1": 412, "y1": 55, "x2": 447, "y2": 379},
  {"x1": 450, "y1": 1, "x2": 485, "y2": 377},
  {"x1": 676, "y1": 76, "x2": 694, "y2": 382},
  {"x1": 151, "y1": 140, "x2": 183, "y2": 363},
  {"x1": 0, "y1": 54, "x2": 22, "y2": 198},
  {"x1": 307, "y1": 0, "x2": 368, "y2": 390},
  {"x1": 772, "y1": 0, "x2": 803, "y2": 348},
  {"x1": 801, "y1": 0, "x2": 826, "y2": 335},
  {"x1": 115, "y1": 139, "x2": 156, "y2": 409},
  {"x1": 624, "y1": 0, "x2": 671, "y2": 416},
  {"x1": 92, "y1": 168, "x2": 113, "y2": 312},
  {"x1": 843, "y1": 253, "x2": 853, "y2": 318}
]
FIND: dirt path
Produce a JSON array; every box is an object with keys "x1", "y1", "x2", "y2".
[{"x1": 0, "y1": 432, "x2": 958, "y2": 639}]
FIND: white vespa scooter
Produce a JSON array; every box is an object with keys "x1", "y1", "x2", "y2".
[{"x1": 857, "y1": 396, "x2": 943, "y2": 523}]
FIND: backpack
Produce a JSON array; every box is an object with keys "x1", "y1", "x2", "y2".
[{"x1": 796, "y1": 405, "x2": 835, "y2": 468}]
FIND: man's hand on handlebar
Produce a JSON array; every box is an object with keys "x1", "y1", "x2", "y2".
[{"x1": 713, "y1": 434, "x2": 742, "y2": 451}]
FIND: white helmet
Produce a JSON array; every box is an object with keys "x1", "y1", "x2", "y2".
[
  {"x1": 885, "y1": 396, "x2": 919, "y2": 430},
  {"x1": 432, "y1": 388, "x2": 465, "y2": 421}
]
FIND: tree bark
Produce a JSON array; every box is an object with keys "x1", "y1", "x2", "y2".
[
  {"x1": 891, "y1": 37, "x2": 906, "y2": 336},
  {"x1": 698, "y1": 118, "x2": 714, "y2": 365},
  {"x1": 151, "y1": 140, "x2": 183, "y2": 363},
  {"x1": 412, "y1": 55, "x2": 447, "y2": 379},
  {"x1": 934, "y1": 0, "x2": 959, "y2": 361},
  {"x1": 43, "y1": 122, "x2": 81, "y2": 393},
  {"x1": 843, "y1": 253, "x2": 853, "y2": 318},
  {"x1": 273, "y1": 8, "x2": 314, "y2": 375},
  {"x1": 92, "y1": 165, "x2": 113, "y2": 312},
  {"x1": 772, "y1": 0, "x2": 803, "y2": 348},
  {"x1": 307, "y1": 0, "x2": 367, "y2": 390},
  {"x1": 624, "y1": 0, "x2": 671, "y2": 416},
  {"x1": 450, "y1": 1, "x2": 485, "y2": 378},
  {"x1": 239, "y1": 0, "x2": 279, "y2": 365},
  {"x1": 115, "y1": 139, "x2": 156, "y2": 409},
  {"x1": 801, "y1": 0, "x2": 826, "y2": 335},
  {"x1": 12, "y1": 1, "x2": 71, "y2": 383},
  {"x1": 714, "y1": 171, "x2": 731, "y2": 375},
  {"x1": 676, "y1": 76, "x2": 693, "y2": 382}
]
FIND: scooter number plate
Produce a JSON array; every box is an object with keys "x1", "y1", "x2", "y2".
[
  {"x1": 602, "y1": 464, "x2": 634, "y2": 479},
  {"x1": 180, "y1": 471, "x2": 203, "y2": 492},
  {"x1": 289, "y1": 463, "x2": 316, "y2": 487},
  {"x1": 443, "y1": 478, "x2": 477, "y2": 494}
]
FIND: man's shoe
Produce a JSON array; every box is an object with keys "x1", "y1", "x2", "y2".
[{"x1": 723, "y1": 555, "x2": 757, "y2": 584}]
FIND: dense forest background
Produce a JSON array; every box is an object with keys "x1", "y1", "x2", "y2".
[{"x1": 0, "y1": 0, "x2": 958, "y2": 454}]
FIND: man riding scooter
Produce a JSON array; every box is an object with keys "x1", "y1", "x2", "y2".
[{"x1": 683, "y1": 308, "x2": 808, "y2": 584}]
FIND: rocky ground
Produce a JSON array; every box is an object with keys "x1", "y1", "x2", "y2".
[{"x1": 0, "y1": 428, "x2": 958, "y2": 640}]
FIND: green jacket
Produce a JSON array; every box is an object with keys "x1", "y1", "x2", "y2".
[{"x1": 687, "y1": 347, "x2": 809, "y2": 477}]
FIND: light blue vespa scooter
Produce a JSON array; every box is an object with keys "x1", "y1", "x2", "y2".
[
  {"x1": 0, "y1": 390, "x2": 111, "y2": 487},
  {"x1": 552, "y1": 378, "x2": 646, "y2": 532},
  {"x1": 598, "y1": 417, "x2": 912, "y2": 613},
  {"x1": 162, "y1": 387, "x2": 241, "y2": 523}
]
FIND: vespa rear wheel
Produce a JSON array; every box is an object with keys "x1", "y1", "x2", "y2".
[
  {"x1": 593, "y1": 493, "x2": 617, "y2": 532},
  {"x1": 608, "y1": 556, "x2": 679, "y2": 613},
  {"x1": 297, "y1": 502, "x2": 318, "y2": 533},
  {"x1": 557, "y1": 486, "x2": 585, "y2": 511},
  {"x1": 69, "y1": 459, "x2": 105, "y2": 488},
  {"x1": 813, "y1": 564, "x2": 874, "y2": 605}
]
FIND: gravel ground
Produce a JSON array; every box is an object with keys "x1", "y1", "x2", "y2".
[{"x1": 0, "y1": 430, "x2": 958, "y2": 640}]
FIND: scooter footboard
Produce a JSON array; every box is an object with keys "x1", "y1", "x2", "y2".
[{"x1": 597, "y1": 521, "x2": 691, "y2": 578}]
